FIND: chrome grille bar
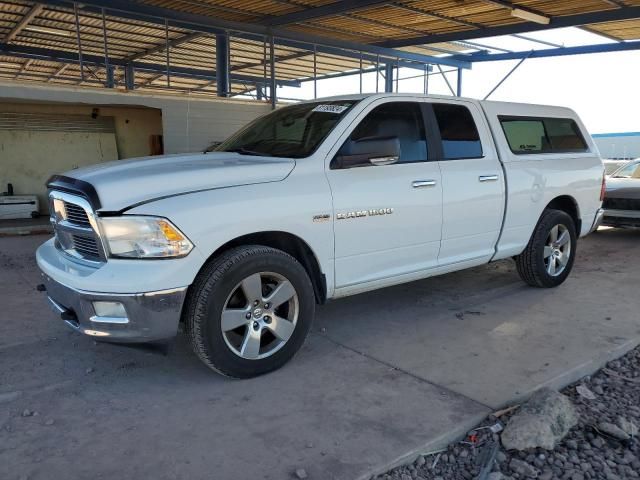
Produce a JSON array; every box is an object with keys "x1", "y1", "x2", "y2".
[
  {"x1": 49, "y1": 190, "x2": 106, "y2": 265},
  {"x1": 63, "y1": 202, "x2": 91, "y2": 227}
]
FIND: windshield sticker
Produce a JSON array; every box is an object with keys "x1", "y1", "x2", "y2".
[{"x1": 312, "y1": 104, "x2": 349, "y2": 114}]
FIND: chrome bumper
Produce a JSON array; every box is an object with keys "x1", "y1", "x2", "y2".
[
  {"x1": 589, "y1": 208, "x2": 605, "y2": 233},
  {"x1": 41, "y1": 272, "x2": 187, "y2": 343}
]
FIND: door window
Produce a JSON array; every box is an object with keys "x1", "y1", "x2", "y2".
[
  {"x1": 432, "y1": 103, "x2": 483, "y2": 160},
  {"x1": 342, "y1": 102, "x2": 428, "y2": 164}
]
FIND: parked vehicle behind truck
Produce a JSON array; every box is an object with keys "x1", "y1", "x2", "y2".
[
  {"x1": 37, "y1": 94, "x2": 605, "y2": 378},
  {"x1": 602, "y1": 158, "x2": 640, "y2": 228}
]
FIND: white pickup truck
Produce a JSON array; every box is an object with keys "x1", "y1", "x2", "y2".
[{"x1": 37, "y1": 93, "x2": 605, "y2": 378}]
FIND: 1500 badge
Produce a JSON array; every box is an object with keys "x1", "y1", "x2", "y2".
[{"x1": 336, "y1": 208, "x2": 394, "y2": 220}]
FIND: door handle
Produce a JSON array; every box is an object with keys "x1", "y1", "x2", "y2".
[
  {"x1": 412, "y1": 180, "x2": 437, "y2": 188},
  {"x1": 479, "y1": 175, "x2": 499, "y2": 182}
]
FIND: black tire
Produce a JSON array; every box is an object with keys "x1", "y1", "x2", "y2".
[
  {"x1": 515, "y1": 209, "x2": 577, "y2": 288},
  {"x1": 184, "y1": 245, "x2": 315, "y2": 378}
]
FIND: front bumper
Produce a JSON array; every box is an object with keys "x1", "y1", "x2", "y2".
[{"x1": 41, "y1": 272, "x2": 187, "y2": 343}]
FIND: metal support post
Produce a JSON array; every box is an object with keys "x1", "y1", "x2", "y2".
[
  {"x1": 125, "y1": 63, "x2": 135, "y2": 90},
  {"x1": 73, "y1": 2, "x2": 84, "y2": 82},
  {"x1": 101, "y1": 8, "x2": 111, "y2": 88},
  {"x1": 165, "y1": 19, "x2": 171, "y2": 87},
  {"x1": 106, "y1": 64, "x2": 115, "y2": 88},
  {"x1": 375, "y1": 54, "x2": 379, "y2": 93},
  {"x1": 384, "y1": 63, "x2": 393, "y2": 92},
  {"x1": 269, "y1": 36, "x2": 276, "y2": 109},
  {"x1": 313, "y1": 44, "x2": 317, "y2": 99},
  {"x1": 216, "y1": 33, "x2": 229, "y2": 97}
]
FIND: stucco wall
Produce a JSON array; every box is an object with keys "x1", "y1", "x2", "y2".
[
  {"x1": 0, "y1": 102, "x2": 162, "y2": 160},
  {"x1": 0, "y1": 130, "x2": 119, "y2": 211},
  {"x1": 0, "y1": 81, "x2": 272, "y2": 154}
]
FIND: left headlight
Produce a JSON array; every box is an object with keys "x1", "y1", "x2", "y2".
[{"x1": 99, "y1": 216, "x2": 193, "y2": 259}]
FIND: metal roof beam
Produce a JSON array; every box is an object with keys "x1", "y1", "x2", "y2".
[
  {"x1": 452, "y1": 40, "x2": 511, "y2": 53},
  {"x1": 47, "y1": 63, "x2": 69, "y2": 81},
  {"x1": 261, "y1": 0, "x2": 390, "y2": 26},
  {"x1": 380, "y1": 6, "x2": 640, "y2": 47},
  {"x1": 37, "y1": 0, "x2": 470, "y2": 68},
  {"x1": 455, "y1": 40, "x2": 640, "y2": 62},
  {"x1": 0, "y1": 43, "x2": 301, "y2": 87},
  {"x1": 14, "y1": 58, "x2": 34, "y2": 78},
  {"x1": 511, "y1": 34, "x2": 563, "y2": 49},
  {"x1": 124, "y1": 31, "x2": 207, "y2": 62},
  {"x1": 4, "y1": 3, "x2": 44, "y2": 43}
]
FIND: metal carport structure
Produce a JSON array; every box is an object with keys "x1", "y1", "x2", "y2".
[{"x1": 1, "y1": 0, "x2": 639, "y2": 106}]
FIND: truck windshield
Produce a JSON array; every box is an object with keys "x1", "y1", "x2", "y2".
[{"x1": 208, "y1": 100, "x2": 358, "y2": 158}]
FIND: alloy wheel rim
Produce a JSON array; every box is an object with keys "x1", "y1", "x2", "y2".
[
  {"x1": 543, "y1": 224, "x2": 571, "y2": 277},
  {"x1": 221, "y1": 272, "x2": 299, "y2": 360}
]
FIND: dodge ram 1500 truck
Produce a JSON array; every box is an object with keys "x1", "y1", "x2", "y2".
[{"x1": 37, "y1": 94, "x2": 605, "y2": 378}]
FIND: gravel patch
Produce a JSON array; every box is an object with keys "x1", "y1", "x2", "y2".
[{"x1": 377, "y1": 346, "x2": 639, "y2": 480}]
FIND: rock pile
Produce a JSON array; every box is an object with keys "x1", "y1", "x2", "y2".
[{"x1": 377, "y1": 346, "x2": 640, "y2": 480}]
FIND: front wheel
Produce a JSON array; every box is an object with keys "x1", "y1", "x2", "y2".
[
  {"x1": 515, "y1": 209, "x2": 577, "y2": 288},
  {"x1": 184, "y1": 246, "x2": 315, "y2": 378}
]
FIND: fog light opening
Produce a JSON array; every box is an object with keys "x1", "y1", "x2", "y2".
[{"x1": 93, "y1": 301, "x2": 127, "y2": 318}]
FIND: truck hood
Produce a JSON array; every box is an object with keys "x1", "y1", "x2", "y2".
[
  {"x1": 55, "y1": 152, "x2": 295, "y2": 211},
  {"x1": 605, "y1": 177, "x2": 640, "y2": 199}
]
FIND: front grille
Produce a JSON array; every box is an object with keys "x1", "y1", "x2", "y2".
[
  {"x1": 49, "y1": 190, "x2": 105, "y2": 264},
  {"x1": 71, "y1": 234, "x2": 101, "y2": 259},
  {"x1": 603, "y1": 197, "x2": 640, "y2": 211},
  {"x1": 64, "y1": 202, "x2": 91, "y2": 227}
]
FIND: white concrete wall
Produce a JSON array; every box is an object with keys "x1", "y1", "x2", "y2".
[
  {"x1": 594, "y1": 133, "x2": 640, "y2": 160},
  {"x1": 0, "y1": 81, "x2": 272, "y2": 154}
]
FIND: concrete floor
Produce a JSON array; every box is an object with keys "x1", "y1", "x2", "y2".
[
  {"x1": 0, "y1": 218, "x2": 51, "y2": 236},
  {"x1": 1, "y1": 229, "x2": 639, "y2": 480}
]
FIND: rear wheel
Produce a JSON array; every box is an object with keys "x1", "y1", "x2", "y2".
[
  {"x1": 515, "y1": 209, "x2": 577, "y2": 288},
  {"x1": 184, "y1": 246, "x2": 315, "y2": 378}
]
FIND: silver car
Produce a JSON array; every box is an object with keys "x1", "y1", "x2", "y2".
[
  {"x1": 603, "y1": 159, "x2": 632, "y2": 176},
  {"x1": 603, "y1": 159, "x2": 640, "y2": 228}
]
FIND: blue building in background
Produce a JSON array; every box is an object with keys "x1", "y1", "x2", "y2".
[{"x1": 593, "y1": 132, "x2": 640, "y2": 160}]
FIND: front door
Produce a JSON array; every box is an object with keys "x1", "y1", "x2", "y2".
[{"x1": 326, "y1": 100, "x2": 443, "y2": 289}]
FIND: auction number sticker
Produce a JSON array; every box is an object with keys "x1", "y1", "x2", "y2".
[{"x1": 312, "y1": 104, "x2": 349, "y2": 114}]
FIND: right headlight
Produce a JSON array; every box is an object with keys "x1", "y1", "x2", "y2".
[{"x1": 99, "y1": 216, "x2": 193, "y2": 259}]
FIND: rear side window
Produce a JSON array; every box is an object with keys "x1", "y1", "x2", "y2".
[
  {"x1": 432, "y1": 103, "x2": 483, "y2": 160},
  {"x1": 499, "y1": 116, "x2": 588, "y2": 154}
]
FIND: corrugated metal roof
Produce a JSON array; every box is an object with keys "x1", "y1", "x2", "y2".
[{"x1": 0, "y1": 0, "x2": 639, "y2": 97}]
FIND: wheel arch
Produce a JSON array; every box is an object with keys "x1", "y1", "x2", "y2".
[
  {"x1": 545, "y1": 195, "x2": 581, "y2": 234},
  {"x1": 202, "y1": 231, "x2": 327, "y2": 304}
]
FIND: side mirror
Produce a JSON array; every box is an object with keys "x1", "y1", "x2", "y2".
[{"x1": 333, "y1": 136, "x2": 400, "y2": 169}]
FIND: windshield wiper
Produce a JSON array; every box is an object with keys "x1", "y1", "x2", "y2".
[{"x1": 224, "y1": 147, "x2": 271, "y2": 157}]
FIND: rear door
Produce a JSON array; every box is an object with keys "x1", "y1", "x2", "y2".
[
  {"x1": 428, "y1": 101, "x2": 505, "y2": 265},
  {"x1": 326, "y1": 99, "x2": 443, "y2": 289}
]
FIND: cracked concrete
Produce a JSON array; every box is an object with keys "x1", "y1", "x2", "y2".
[{"x1": 1, "y1": 228, "x2": 638, "y2": 480}]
